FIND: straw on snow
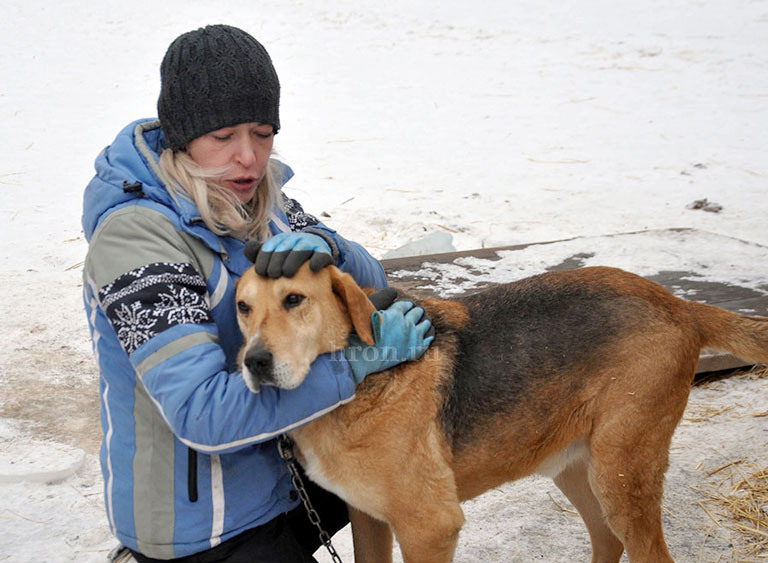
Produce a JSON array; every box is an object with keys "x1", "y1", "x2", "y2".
[{"x1": 694, "y1": 461, "x2": 768, "y2": 561}]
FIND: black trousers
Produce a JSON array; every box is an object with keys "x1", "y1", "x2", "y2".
[{"x1": 131, "y1": 476, "x2": 349, "y2": 563}]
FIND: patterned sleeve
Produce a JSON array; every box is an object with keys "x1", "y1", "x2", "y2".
[
  {"x1": 98, "y1": 262, "x2": 213, "y2": 355},
  {"x1": 281, "y1": 194, "x2": 321, "y2": 231}
]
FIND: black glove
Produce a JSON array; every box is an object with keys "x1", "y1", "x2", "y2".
[{"x1": 368, "y1": 287, "x2": 398, "y2": 310}]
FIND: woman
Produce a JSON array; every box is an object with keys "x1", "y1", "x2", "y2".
[{"x1": 83, "y1": 25, "x2": 433, "y2": 562}]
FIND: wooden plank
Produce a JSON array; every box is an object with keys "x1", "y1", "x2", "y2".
[
  {"x1": 381, "y1": 229, "x2": 768, "y2": 374},
  {"x1": 646, "y1": 272, "x2": 767, "y2": 305},
  {"x1": 380, "y1": 235, "x2": 581, "y2": 271},
  {"x1": 697, "y1": 351, "x2": 747, "y2": 374},
  {"x1": 708, "y1": 297, "x2": 768, "y2": 316}
]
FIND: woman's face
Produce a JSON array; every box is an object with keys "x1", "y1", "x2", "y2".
[{"x1": 187, "y1": 122, "x2": 275, "y2": 203}]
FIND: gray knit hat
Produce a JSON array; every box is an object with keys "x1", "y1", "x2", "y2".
[{"x1": 158, "y1": 25, "x2": 280, "y2": 150}]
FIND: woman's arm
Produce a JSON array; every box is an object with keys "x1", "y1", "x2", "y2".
[
  {"x1": 85, "y1": 204, "x2": 356, "y2": 454},
  {"x1": 281, "y1": 194, "x2": 387, "y2": 289}
]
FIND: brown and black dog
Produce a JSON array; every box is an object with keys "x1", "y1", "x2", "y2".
[{"x1": 235, "y1": 263, "x2": 768, "y2": 563}]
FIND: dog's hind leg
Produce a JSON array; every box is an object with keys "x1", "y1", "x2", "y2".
[
  {"x1": 350, "y1": 506, "x2": 393, "y2": 563},
  {"x1": 587, "y1": 448, "x2": 674, "y2": 562},
  {"x1": 390, "y1": 498, "x2": 465, "y2": 563},
  {"x1": 587, "y1": 407, "x2": 683, "y2": 563},
  {"x1": 554, "y1": 458, "x2": 624, "y2": 563}
]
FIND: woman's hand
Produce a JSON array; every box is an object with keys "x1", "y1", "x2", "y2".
[
  {"x1": 344, "y1": 297, "x2": 435, "y2": 385},
  {"x1": 245, "y1": 233, "x2": 333, "y2": 278}
]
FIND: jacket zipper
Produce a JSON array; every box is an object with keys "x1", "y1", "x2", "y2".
[{"x1": 188, "y1": 448, "x2": 198, "y2": 503}]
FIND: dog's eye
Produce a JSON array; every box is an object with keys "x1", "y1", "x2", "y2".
[
  {"x1": 237, "y1": 301, "x2": 251, "y2": 315},
  {"x1": 283, "y1": 293, "x2": 305, "y2": 310}
]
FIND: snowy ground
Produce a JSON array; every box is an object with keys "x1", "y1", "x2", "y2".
[{"x1": 1, "y1": 0, "x2": 767, "y2": 561}]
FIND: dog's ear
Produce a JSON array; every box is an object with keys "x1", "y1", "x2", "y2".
[{"x1": 329, "y1": 267, "x2": 376, "y2": 345}]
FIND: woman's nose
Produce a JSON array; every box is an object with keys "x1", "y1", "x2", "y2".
[{"x1": 233, "y1": 138, "x2": 257, "y2": 167}]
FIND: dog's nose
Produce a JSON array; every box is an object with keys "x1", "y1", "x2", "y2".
[{"x1": 244, "y1": 344, "x2": 273, "y2": 379}]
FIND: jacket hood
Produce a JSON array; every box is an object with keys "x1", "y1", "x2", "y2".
[
  {"x1": 82, "y1": 119, "x2": 293, "y2": 244},
  {"x1": 82, "y1": 119, "x2": 185, "y2": 240}
]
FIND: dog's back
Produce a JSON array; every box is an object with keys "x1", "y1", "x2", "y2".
[
  {"x1": 423, "y1": 267, "x2": 768, "y2": 503},
  {"x1": 441, "y1": 267, "x2": 667, "y2": 452}
]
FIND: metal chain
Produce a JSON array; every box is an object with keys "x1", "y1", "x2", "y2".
[{"x1": 278, "y1": 434, "x2": 344, "y2": 563}]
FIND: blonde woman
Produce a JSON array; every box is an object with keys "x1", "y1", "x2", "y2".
[{"x1": 83, "y1": 25, "x2": 432, "y2": 563}]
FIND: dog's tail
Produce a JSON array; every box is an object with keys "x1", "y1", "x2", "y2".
[{"x1": 692, "y1": 302, "x2": 768, "y2": 364}]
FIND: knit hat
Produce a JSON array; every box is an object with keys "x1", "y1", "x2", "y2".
[{"x1": 158, "y1": 25, "x2": 280, "y2": 150}]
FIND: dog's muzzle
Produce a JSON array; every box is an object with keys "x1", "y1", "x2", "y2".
[{"x1": 242, "y1": 343, "x2": 274, "y2": 391}]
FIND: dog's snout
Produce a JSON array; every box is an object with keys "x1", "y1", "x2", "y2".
[{"x1": 244, "y1": 344, "x2": 273, "y2": 377}]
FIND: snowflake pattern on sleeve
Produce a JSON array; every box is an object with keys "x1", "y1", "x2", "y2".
[
  {"x1": 99, "y1": 262, "x2": 213, "y2": 354},
  {"x1": 281, "y1": 194, "x2": 320, "y2": 231}
]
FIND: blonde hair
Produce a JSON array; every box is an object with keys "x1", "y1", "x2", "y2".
[{"x1": 158, "y1": 149, "x2": 283, "y2": 241}]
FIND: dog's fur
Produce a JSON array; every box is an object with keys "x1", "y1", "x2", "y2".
[{"x1": 235, "y1": 263, "x2": 768, "y2": 563}]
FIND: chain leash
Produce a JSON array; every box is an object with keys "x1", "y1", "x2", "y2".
[{"x1": 277, "y1": 434, "x2": 344, "y2": 563}]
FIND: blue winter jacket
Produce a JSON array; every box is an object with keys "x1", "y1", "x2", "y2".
[{"x1": 82, "y1": 119, "x2": 386, "y2": 559}]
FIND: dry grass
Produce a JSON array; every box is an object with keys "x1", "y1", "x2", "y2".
[
  {"x1": 689, "y1": 365, "x2": 768, "y2": 561},
  {"x1": 694, "y1": 462, "x2": 768, "y2": 561},
  {"x1": 684, "y1": 403, "x2": 735, "y2": 423}
]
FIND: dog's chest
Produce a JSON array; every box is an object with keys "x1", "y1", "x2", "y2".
[
  {"x1": 295, "y1": 441, "x2": 347, "y2": 500},
  {"x1": 291, "y1": 431, "x2": 389, "y2": 522}
]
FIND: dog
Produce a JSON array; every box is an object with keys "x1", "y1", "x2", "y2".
[{"x1": 235, "y1": 263, "x2": 768, "y2": 563}]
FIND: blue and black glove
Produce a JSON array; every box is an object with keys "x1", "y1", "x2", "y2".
[
  {"x1": 244, "y1": 233, "x2": 334, "y2": 278},
  {"x1": 344, "y1": 290, "x2": 435, "y2": 385}
]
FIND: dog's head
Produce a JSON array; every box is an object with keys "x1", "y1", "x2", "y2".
[{"x1": 234, "y1": 262, "x2": 376, "y2": 392}]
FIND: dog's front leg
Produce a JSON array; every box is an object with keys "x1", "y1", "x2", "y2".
[{"x1": 349, "y1": 505, "x2": 393, "y2": 563}]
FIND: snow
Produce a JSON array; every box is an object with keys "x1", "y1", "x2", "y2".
[
  {"x1": 0, "y1": 440, "x2": 84, "y2": 485},
  {"x1": 1, "y1": 0, "x2": 767, "y2": 561},
  {"x1": 389, "y1": 229, "x2": 768, "y2": 297}
]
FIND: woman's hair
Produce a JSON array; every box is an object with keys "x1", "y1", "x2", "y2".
[{"x1": 158, "y1": 148, "x2": 283, "y2": 241}]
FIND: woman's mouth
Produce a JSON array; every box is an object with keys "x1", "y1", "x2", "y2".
[
  {"x1": 222, "y1": 176, "x2": 259, "y2": 203},
  {"x1": 226, "y1": 177, "x2": 257, "y2": 193}
]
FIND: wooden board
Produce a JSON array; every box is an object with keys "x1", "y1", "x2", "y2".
[{"x1": 380, "y1": 228, "x2": 768, "y2": 374}]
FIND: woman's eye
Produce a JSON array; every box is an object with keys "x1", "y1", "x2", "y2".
[
  {"x1": 283, "y1": 294, "x2": 305, "y2": 310},
  {"x1": 212, "y1": 134, "x2": 231, "y2": 142},
  {"x1": 254, "y1": 130, "x2": 274, "y2": 140},
  {"x1": 237, "y1": 301, "x2": 251, "y2": 315}
]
